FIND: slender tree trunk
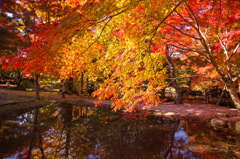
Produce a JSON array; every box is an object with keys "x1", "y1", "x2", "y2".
[
  {"x1": 166, "y1": 47, "x2": 182, "y2": 104},
  {"x1": 0, "y1": 72, "x2": 5, "y2": 82},
  {"x1": 80, "y1": 72, "x2": 84, "y2": 94},
  {"x1": 35, "y1": 73, "x2": 40, "y2": 100},
  {"x1": 163, "y1": 121, "x2": 180, "y2": 158},
  {"x1": 69, "y1": 77, "x2": 73, "y2": 93},
  {"x1": 16, "y1": 69, "x2": 22, "y2": 88},
  {"x1": 63, "y1": 104, "x2": 72, "y2": 158},
  {"x1": 27, "y1": 109, "x2": 38, "y2": 158},
  {"x1": 216, "y1": 86, "x2": 226, "y2": 105},
  {"x1": 65, "y1": 77, "x2": 74, "y2": 94},
  {"x1": 65, "y1": 78, "x2": 70, "y2": 94},
  {"x1": 160, "y1": 87, "x2": 166, "y2": 99},
  {"x1": 28, "y1": 109, "x2": 45, "y2": 158}
]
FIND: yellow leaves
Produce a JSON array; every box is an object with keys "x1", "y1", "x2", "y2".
[
  {"x1": 64, "y1": 0, "x2": 87, "y2": 8},
  {"x1": 116, "y1": 0, "x2": 130, "y2": 8}
]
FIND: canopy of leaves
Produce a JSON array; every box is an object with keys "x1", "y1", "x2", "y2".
[{"x1": 1, "y1": 0, "x2": 240, "y2": 110}]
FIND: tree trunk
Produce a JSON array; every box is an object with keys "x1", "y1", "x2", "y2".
[
  {"x1": 63, "y1": 104, "x2": 72, "y2": 159},
  {"x1": 16, "y1": 69, "x2": 22, "y2": 89},
  {"x1": 35, "y1": 73, "x2": 40, "y2": 100},
  {"x1": 27, "y1": 109, "x2": 45, "y2": 158},
  {"x1": 227, "y1": 84, "x2": 240, "y2": 110},
  {"x1": 216, "y1": 86, "x2": 226, "y2": 106},
  {"x1": 160, "y1": 88, "x2": 166, "y2": 99},
  {"x1": 166, "y1": 47, "x2": 182, "y2": 104},
  {"x1": 65, "y1": 77, "x2": 74, "y2": 94},
  {"x1": 80, "y1": 72, "x2": 84, "y2": 94}
]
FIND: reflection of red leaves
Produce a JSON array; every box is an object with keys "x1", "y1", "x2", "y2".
[
  {"x1": 113, "y1": 100, "x2": 125, "y2": 111},
  {"x1": 94, "y1": 100, "x2": 102, "y2": 107}
]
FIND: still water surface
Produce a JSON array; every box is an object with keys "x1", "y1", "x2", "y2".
[{"x1": 0, "y1": 103, "x2": 239, "y2": 159}]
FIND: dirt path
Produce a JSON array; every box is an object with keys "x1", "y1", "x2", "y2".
[
  {"x1": 1, "y1": 88, "x2": 239, "y2": 122},
  {"x1": 149, "y1": 102, "x2": 239, "y2": 121}
]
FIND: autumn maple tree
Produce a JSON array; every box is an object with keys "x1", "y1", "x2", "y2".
[
  {"x1": 160, "y1": 0, "x2": 240, "y2": 109},
  {"x1": 1, "y1": 0, "x2": 239, "y2": 110},
  {"x1": 0, "y1": 0, "x2": 29, "y2": 87}
]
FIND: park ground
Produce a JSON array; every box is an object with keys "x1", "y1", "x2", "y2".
[{"x1": 1, "y1": 87, "x2": 240, "y2": 135}]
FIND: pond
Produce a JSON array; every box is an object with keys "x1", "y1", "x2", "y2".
[{"x1": 0, "y1": 103, "x2": 239, "y2": 159}]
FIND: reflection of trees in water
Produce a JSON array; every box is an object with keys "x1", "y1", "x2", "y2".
[
  {"x1": 91, "y1": 117, "x2": 181, "y2": 159},
  {"x1": 43, "y1": 104, "x2": 185, "y2": 158},
  {"x1": 0, "y1": 104, "x2": 182, "y2": 158},
  {"x1": 0, "y1": 111, "x2": 34, "y2": 158},
  {"x1": 44, "y1": 103, "x2": 74, "y2": 158},
  {"x1": 63, "y1": 103, "x2": 72, "y2": 159},
  {"x1": 3, "y1": 103, "x2": 238, "y2": 158},
  {"x1": 180, "y1": 120, "x2": 239, "y2": 159},
  {"x1": 26, "y1": 109, "x2": 45, "y2": 158}
]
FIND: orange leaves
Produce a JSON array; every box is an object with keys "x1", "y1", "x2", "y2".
[
  {"x1": 112, "y1": 100, "x2": 125, "y2": 111},
  {"x1": 115, "y1": 29, "x2": 124, "y2": 41},
  {"x1": 5, "y1": 0, "x2": 238, "y2": 111},
  {"x1": 136, "y1": 6, "x2": 145, "y2": 14},
  {"x1": 151, "y1": 45, "x2": 161, "y2": 54},
  {"x1": 94, "y1": 100, "x2": 102, "y2": 106},
  {"x1": 196, "y1": 65, "x2": 214, "y2": 75},
  {"x1": 64, "y1": 0, "x2": 87, "y2": 8}
]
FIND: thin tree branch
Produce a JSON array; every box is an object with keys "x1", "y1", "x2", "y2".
[
  {"x1": 233, "y1": 74, "x2": 240, "y2": 82},
  {"x1": 217, "y1": 35, "x2": 229, "y2": 59},
  {"x1": 217, "y1": 0, "x2": 222, "y2": 35},
  {"x1": 147, "y1": 0, "x2": 185, "y2": 51},
  {"x1": 169, "y1": 75, "x2": 223, "y2": 81},
  {"x1": 165, "y1": 23, "x2": 200, "y2": 40},
  {"x1": 184, "y1": 2, "x2": 212, "y2": 51},
  {"x1": 205, "y1": 0, "x2": 217, "y2": 35},
  {"x1": 224, "y1": 9, "x2": 230, "y2": 46},
  {"x1": 169, "y1": 43, "x2": 211, "y2": 62},
  {"x1": 183, "y1": 3, "x2": 197, "y2": 27},
  {"x1": 83, "y1": 17, "x2": 112, "y2": 53},
  {"x1": 174, "y1": 10, "x2": 198, "y2": 30},
  {"x1": 228, "y1": 42, "x2": 240, "y2": 61}
]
